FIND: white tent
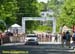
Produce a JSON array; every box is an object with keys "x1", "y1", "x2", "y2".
[
  {"x1": 10, "y1": 24, "x2": 22, "y2": 34},
  {"x1": 11, "y1": 24, "x2": 21, "y2": 28},
  {"x1": 62, "y1": 26, "x2": 71, "y2": 33}
]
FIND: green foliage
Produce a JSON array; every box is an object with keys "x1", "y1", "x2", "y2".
[
  {"x1": 48, "y1": 0, "x2": 64, "y2": 16},
  {"x1": 57, "y1": 0, "x2": 75, "y2": 29},
  {"x1": 16, "y1": 0, "x2": 40, "y2": 25},
  {"x1": 48, "y1": 0, "x2": 75, "y2": 32},
  {"x1": 0, "y1": 0, "x2": 18, "y2": 28},
  {"x1": 0, "y1": 21, "x2": 6, "y2": 31},
  {"x1": 36, "y1": 25, "x2": 47, "y2": 31},
  {"x1": 16, "y1": 0, "x2": 41, "y2": 32},
  {"x1": 48, "y1": 0, "x2": 64, "y2": 32},
  {"x1": 0, "y1": 0, "x2": 41, "y2": 31},
  {"x1": 39, "y1": 2, "x2": 48, "y2": 11}
]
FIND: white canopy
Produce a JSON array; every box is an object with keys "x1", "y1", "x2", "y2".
[
  {"x1": 62, "y1": 26, "x2": 71, "y2": 32},
  {"x1": 10, "y1": 24, "x2": 22, "y2": 34},
  {"x1": 11, "y1": 23, "x2": 21, "y2": 28}
]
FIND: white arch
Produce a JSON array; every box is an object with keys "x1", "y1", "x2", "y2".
[{"x1": 22, "y1": 17, "x2": 56, "y2": 33}]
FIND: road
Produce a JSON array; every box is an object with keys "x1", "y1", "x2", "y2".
[{"x1": 0, "y1": 44, "x2": 75, "y2": 54}]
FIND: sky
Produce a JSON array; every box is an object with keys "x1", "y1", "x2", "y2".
[{"x1": 37, "y1": 0, "x2": 48, "y2": 3}]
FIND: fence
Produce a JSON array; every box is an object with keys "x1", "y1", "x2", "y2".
[{"x1": 9, "y1": 33, "x2": 62, "y2": 43}]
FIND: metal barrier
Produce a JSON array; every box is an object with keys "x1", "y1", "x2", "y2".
[{"x1": 9, "y1": 33, "x2": 62, "y2": 43}]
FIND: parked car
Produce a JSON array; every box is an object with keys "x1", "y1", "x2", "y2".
[{"x1": 25, "y1": 34, "x2": 39, "y2": 45}]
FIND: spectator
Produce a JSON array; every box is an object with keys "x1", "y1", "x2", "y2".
[
  {"x1": 72, "y1": 25, "x2": 75, "y2": 33},
  {"x1": 65, "y1": 31, "x2": 71, "y2": 48},
  {"x1": 54, "y1": 33, "x2": 58, "y2": 42},
  {"x1": 50, "y1": 35, "x2": 52, "y2": 42},
  {"x1": 61, "y1": 32, "x2": 66, "y2": 47},
  {"x1": 72, "y1": 32, "x2": 75, "y2": 43},
  {"x1": 5, "y1": 32, "x2": 13, "y2": 36}
]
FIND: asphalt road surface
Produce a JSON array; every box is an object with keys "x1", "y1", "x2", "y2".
[{"x1": 0, "y1": 44, "x2": 75, "y2": 54}]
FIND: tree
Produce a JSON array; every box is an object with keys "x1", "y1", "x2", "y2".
[
  {"x1": 39, "y1": 2, "x2": 48, "y2": 11},
  {"x1": 0, "y1": 0, "x2": 42, "y2": 32},
  {"x1": 0, "y1": 0, "x2": 18, "y2": 28},
  {"x1": 48, "y1": 0, "x2": 64, "y2": 17},
  {"x1": 16, "y1": 0, "x2": 41, "y2": 32},
  {"x1": 0, "y1": 21, "x2": 6, "y2": 31},
  {"x1": 57, "y1": 0, "x2": 75, "y2": 29}
]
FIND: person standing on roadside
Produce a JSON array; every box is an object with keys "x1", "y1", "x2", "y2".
[
  {"x1": 72, "y1": 32, "x2": 75, "y2": 44},
  {"x1": 61, "y1": 32, "x2": 66, "y2": 47},
  {"x1": 54, "y1": 33, "x2": 58, "y2": 42},
  {"x1": 72, "y1": 25, "x2": 75, "y2": 33},
  {"x1": 65, "y1": 31, "x2": 71, "y2": 48},
  {"x1": 72, "y1": 25, "x2": 75, "y2": 44}
]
